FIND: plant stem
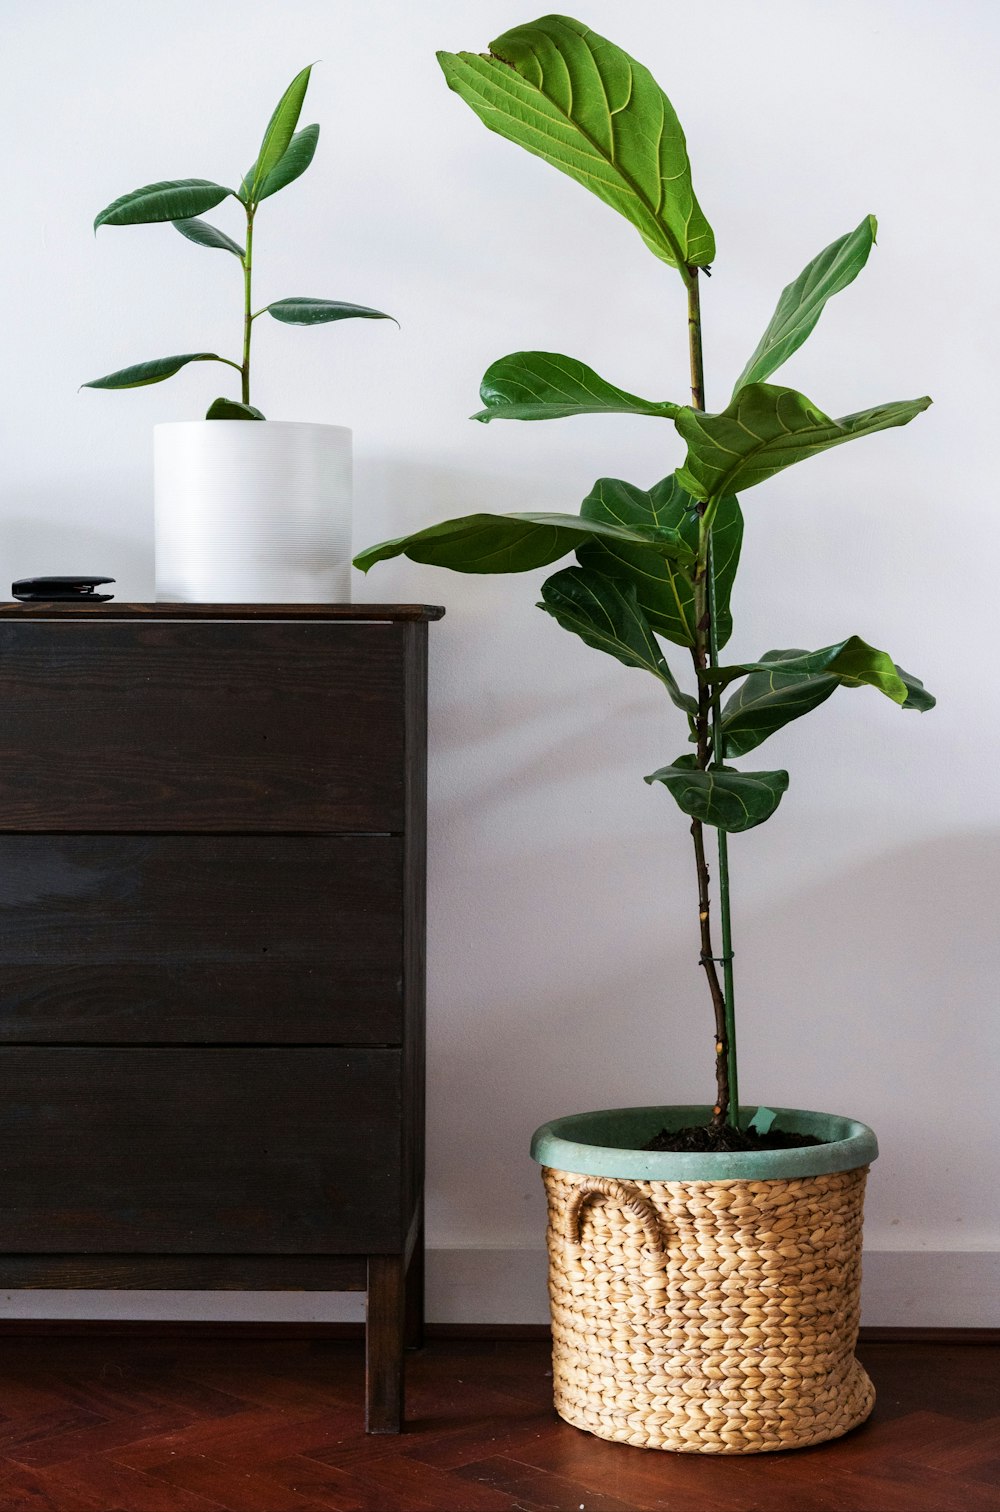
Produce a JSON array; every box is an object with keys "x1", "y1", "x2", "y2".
[
  {"x1": 241, "y1": 208, "x2": 255, "y2": 406},
  {"x1": 686, "y1": 267, "x2": 739, "y2": 1130},
  {"x1": 707, "y1": 558, "x2": 740, "y2": 1125}
]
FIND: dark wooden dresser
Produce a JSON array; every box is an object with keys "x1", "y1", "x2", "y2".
[{"x1": 0, "y1": 601, "x2": 442, "y2": 1432}]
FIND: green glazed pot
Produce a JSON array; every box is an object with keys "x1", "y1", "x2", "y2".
[{"x1": 530, "y1": 1103, "x2": 878, "y2": 1181}]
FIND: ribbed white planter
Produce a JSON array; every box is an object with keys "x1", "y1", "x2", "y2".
[{"x1": 154, "y1": 421, "x2": 352, "y2": 603}]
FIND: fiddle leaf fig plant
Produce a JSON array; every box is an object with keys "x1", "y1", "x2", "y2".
[
  {"x1": 84, "y1": 65, "x2": 395, "y2": 419},
  {"x1": 355, "y1": 14, "x2": 934, "y2": 1142}
]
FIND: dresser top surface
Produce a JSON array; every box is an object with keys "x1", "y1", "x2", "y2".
[{"x1": 0, "y1": 602, "x2": 445, "y2": 622}]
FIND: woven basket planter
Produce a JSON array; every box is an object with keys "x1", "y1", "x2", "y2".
[{"x1": 531, "y1": 1105, "x2": 878, "y2": 1454}]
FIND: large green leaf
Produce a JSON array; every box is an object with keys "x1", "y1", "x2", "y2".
[
  {"x1": 732, "y1": 216, "x2": 877, "y2": 395},
  {"x1": 244, "y1": 64, "x2": 312, "y2": 202},
  {"x1": 719, "y1": 659, "x2": 839, "y2": 757},
  {"x1": 675, "y1": 383, "x2": 932, "y2": 502},
  {"x1": 82, "y1": 353, "x2": 233, "y2": 390},
  {"x1": 474, "y1": 351, "x2": 679, "y2": 423},
  {"x1": 255, "y1": 123, "x2": 319, "y2": 201},
  {"x1": 353, "y1": 509, "x2": 695, "y2": 576},
  {"x1": 266, "y1": 298, "x2": 397, "y2": 325},
  {"x1": 645, "y1": 753, "x2": 789, "y2": 832},
  {"x1": 538, "y1": 566, "x2": 695, "y2": 712},
  {"x1": 709, "y1": 637, "x2": 914, "y2": 700},
  {"x1": 576, "y1": 473, "x2": 742, "y2": 648},
  {"x1": 172, "y1": 217, "x2": 244, "y2": 258},
  {"x1": 95, "y1": 179, "x2": 233, "y2": 230},
  {"x1": 712, "y1": 640, "x2": 936, "y2": 758},
  {"x1": 438, "y1": 15, "x2": 714, "y2": 273}
]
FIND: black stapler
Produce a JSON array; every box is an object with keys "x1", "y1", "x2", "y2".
[{"x1": 12, "y1": 576, "x2": 115, "y2": 602}]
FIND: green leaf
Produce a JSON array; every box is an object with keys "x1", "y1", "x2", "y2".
[
  {"x1": 353, "y1": 509, "x2": 696, "y2": 576},
  {"x1": 576, "y1": 473, "x2": 742, "y2": 649},
  {"x1": 266, "y1": 298, "x2": 397, "y2": 326},
  {"x1": 172, "y1": 217, "x2": 244, "y2": 258},
  {"x1": 438, "y1": 15, "x2": 714, "y2": 274},
  {"x1": 645, "y1": 754, "x2": 789, "y2": 832},
  {"x1": 733, "y1": 216, "x2": 877, "y2": 395},
  {"x1": 244, "y1": 64, "x2": 312, "y2": 202},
  {"x1": 538, "y1": 566, "x2": 695, "y2": 712},
  {"x1": 255, "y1": 123, "x2": 319, "y2": 201},
  {"x1": 205, "y1": 397, "x2": 265, "y2": 420},
  {"x1": 709, "y1": 637, "x2": 911, "y2": 700},
  {"x1": 473, "y1": 352, "x2": 679, "y2": 423},
  {"x1": 675, "y1": 383, "x2": 932, "y2": 502},
  {"x1": 95, "y1": 179, "x2": 233, "y2": 230},
  {"x1": 898, "y1": 667, "x2": 936, "y2": 712},
  {"x1": 81, "y1": 353, "x2": 232, "y2": 390},
  {"x1": 719, "y1": 658, "x2": 839, "y2": 757},
  {"x1": 711, "y1": 640, "x2": 935, "y2": 758}
]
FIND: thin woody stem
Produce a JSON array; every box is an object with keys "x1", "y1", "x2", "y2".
[
  {"x1": 686, "y1": 266, "x2": 737, "y2": 1129},
  {"x1": 241, "y1": 207, "x2": 255, "y2": 406}
]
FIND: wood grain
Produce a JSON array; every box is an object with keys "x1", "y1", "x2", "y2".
[
  {"x1": 0, "y1": 621, "x2": 406, "y2": 831},
  {"x1": 0, "y1": 1336, "x2": 991, "y2": 1511},
  {"x1": 0, "y1": 834, "x2": 402, "y2": 1044},
  {"x1": 0, "y1": 1047, "x2": 404, "y2": 1252}
]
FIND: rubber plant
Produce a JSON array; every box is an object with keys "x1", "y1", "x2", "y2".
[
  {"x1": 84, "y1": 65, "x2": 395, "y2": 419},
  {"x1": 355, "y1": 14, "x2": 934, "y2": 1145}
]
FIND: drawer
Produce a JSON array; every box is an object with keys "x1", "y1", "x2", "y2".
[
  {"x1": 0, "y1": 621, "x2": 405, "y2": 831},
  {"x1": 0, "y1": 1048, "x2": 404, "y2": 1252},
  {"x1": 0, "y1": 836, "x2": 403, "y2": 1044}
]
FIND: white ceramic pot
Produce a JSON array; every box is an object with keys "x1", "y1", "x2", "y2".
[{"x1": 154, "y1": 421, "x2": 352, "y2": 603}]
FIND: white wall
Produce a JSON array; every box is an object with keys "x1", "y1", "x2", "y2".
[{"x1": 1, "y1": 0, "x2": 997, "y2": 1326}]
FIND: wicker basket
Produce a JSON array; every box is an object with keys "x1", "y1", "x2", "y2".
[{"x1": 534, "y1": 1107, "x2": 877, "y2": 1454}]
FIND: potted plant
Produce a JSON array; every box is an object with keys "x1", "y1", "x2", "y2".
[
  {"x1": 84, "y1": 64, "x2": 395, "y2": 603},
  {"x1": 355, "y1": 14, "x2": 933, "y2": 1454}
]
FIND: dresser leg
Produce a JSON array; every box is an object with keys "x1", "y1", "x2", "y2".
[
  {"x1": 405, "y1": 1204, "x2": 425, "y2": 1351},
  {"x1": 366, "y1": 1253, "x2": 405, "y2": 1433}
]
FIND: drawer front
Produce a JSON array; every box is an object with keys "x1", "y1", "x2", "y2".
[
  {"x1": 0, "y1": 1048, "x2": 403, "y2": 1253},
  {"x1": 0, "y1": 621, "x2": 405, "y2": 831},
  {"x1": 0, "y1": 836, "x2": 402, "y2": 1044}
]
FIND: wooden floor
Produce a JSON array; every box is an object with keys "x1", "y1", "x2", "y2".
[{"x1": 0, "y1": 1333, "x2": 995, "y2": 1510}]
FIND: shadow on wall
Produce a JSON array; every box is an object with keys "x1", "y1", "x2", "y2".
[{"x1": 425, "y1": 829, "x2": 999, "y2": 1247}]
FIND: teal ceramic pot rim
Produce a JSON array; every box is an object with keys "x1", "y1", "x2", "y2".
[{"x1": 530, "y1": 1104, "x2": 878, "y2": 1182}]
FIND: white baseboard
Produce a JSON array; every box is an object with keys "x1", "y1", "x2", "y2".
[{"x1": 2, "y1": 1248, "x2": 996, "y2": 1328}]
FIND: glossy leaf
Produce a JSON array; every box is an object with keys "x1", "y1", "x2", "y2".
[
  {"x1": 897, "y1": 667, "x2": 936, "y2": 712},
  {"x1": 255, "y1": 123, "x2": 319, "y2": 201},
  {"x1": 675, "y1": 383, "x2": 932, "y2": 502},
  {"x1": 733, "y1": 216, "x2": 877, "y2": 395},
  {"x1": 245, "y1": 64, "x2": 312, "y2": 201},
  {"x1": 82, "y1": 353, "x2": 231, "y2": 390},
  {"x1": 266, "y1": 298, "x2": 397, "y2": 325},
  {"x1": 474, "y1": 352, "x2": 679, "y2": 423},
  {"x1": 95, "y1": 179, "x2": 233, "y2": 230},
  {"x1": 713, "y1": 640, "x2": 936, "y2": 758},
  {"x1": 709, "y1": 637, "x2": 912, "y2": 701},
  {"x1": 645, "y1": 754, "x2": 789, "y2": 832},
  {"x1": 438, "y1": 15, "x2": 714, "y2": 273},
  {"x1": 353, "y1": 509, "x2": 696, "y2": 576},
  {"x1": 576, "y1": 473, "x2": 742, "y2": 648},
  {"x1": 538, "y1": 566, "x2": 695, "y2": 712},
  {"x1": 173, "y1": 217, "x2": 244, "y2": 258},
  {"x1": 719, "y1": 658, "x2": 839, "y2": 757},
  {"x1": 205, "y1": 397, "x2": 265, "y2": 420}
]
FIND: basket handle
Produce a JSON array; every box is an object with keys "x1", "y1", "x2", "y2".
[{"x1": 564, "y1": 1178, "x2": 663, "y2": 1251}]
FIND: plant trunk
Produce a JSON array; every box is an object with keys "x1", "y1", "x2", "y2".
[{"x1": 685, "y1": 267, "x2": 738, "y2": 1131}]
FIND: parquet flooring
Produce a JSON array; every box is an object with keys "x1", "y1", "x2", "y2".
[{"x1": 0, "y1": 1333, "x2": 994, "y2": 1510}]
